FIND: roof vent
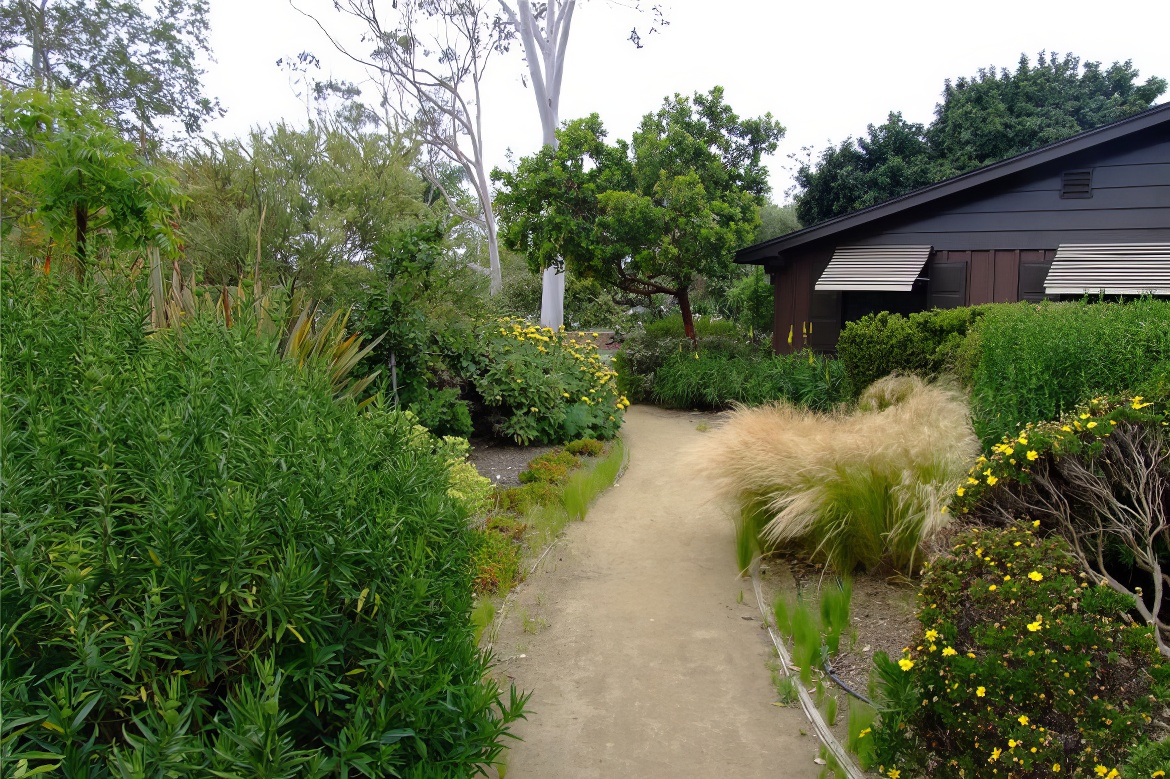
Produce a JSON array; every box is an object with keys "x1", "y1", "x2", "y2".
[{"x1": 1061, "y1": 169, "x2": 1093, "y2": 199}]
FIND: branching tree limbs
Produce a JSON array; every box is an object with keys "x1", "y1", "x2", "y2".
[
  {"x1": 295, "y1": 0, "x2": 509, "y2": 292},
  {"x1": 494, "y1": 87, "x2": 783, "y2": 343}
]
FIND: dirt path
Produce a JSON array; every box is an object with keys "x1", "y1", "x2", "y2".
[{"x1": 488, "y1": 406, "x2": 823, "y2": 778}]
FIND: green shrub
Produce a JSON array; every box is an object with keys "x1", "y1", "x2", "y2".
[
  {"x1": 642, "y1": 313, "x2": 741, "y2": 340},
  {"x1": 727, "y1": 267, "x2": 775, "y2": 336},
  {"x1": 517, "y1": 450, "x2": 581, "y2": 484},
  {"x1": 954, "y1": 394, "x2": 1170, "y2": 654},
  {"x1": 475, "y1": 318, "x2": 626, "y2": 444},
  {"x1": 966, "y1": 298, "x2": 1170, "y2": 443},
  {"x1": 0, "y1": 269, "x2": 526, "y2": 776},
  {"x1": 651, "y1": 349, "x2": 850, "y2": 411},
  {"x1": 407, "y1": 386, "x2": 474, "y2": 438},
  {"x1": 565, "y1": 437, "x2": 605, "y2": 456},
  {"x1": 871, "y1": 526, "x2": 1169, "y2": 778},
  {"x1": 836, "y1": 305, "x2": 992, "y2": 394}
]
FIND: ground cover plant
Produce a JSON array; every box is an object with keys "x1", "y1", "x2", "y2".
[
  {"x1": 475, "y1": 318, "x2": 627, "y2": 444},
  {"x1": 953, "y1": 394, "x2": 1170, "y2": 656},
  {"x1": 870, "y1": 526, "x2": 1170, "y2": 778},
  {"x1": 1, "y1": 268, "x2": 526, "y2": 776},
  {"x1": 964, "y1": 298, "x2": 1170, "y2": 444},
  {"x1": 652, "y1": 348, "x2": 849, "y2": 411},
  {"x1": 704, "y1": 376, "x2": 978, "y2": 574}
]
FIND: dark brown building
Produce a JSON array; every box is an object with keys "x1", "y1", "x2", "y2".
[{"x1": 736, "y1": 102, "x2": 1170, "y2": 354}]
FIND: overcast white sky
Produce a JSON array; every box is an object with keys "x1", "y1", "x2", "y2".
[{"x1": 202, "y1": 0, "x2": 1170, "y2": 201}]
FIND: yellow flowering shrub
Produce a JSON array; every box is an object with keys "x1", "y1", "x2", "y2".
[
  {"x1": 475, "y1": 318, "x2": 626, "y2": 444},
  {"x1": 870, "y1": 526, "x2": 1169, "y2": 778}
]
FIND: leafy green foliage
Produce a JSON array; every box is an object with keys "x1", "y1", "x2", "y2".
[
  {"x1": 727, "y1": 267, "x2": 775, "y2": 336},
  {"x1": 651, "y1": 350, "x2": 849, "y2": 411},
  {"x1": 408, "y1": 386, "x2": 474, "y2": 438},
  {"x1": 497, "y1": 483, "x2": 561, "y2": 515},
  {"x1": 773, "y1": 581, "x2": 852, "y2": 686},
  {"x1": 795, "y1": 52, "x2": 1166, "y2": 224},
  {"x1": 561, "y1": 441, "x2": 624, "y2": 523},
  {"x1": 0, "y1": 0, "x2": 220, "y2": 140},
  {"x1": 474, "y1": 319, "x2": 626, "y2": 444},
  {"x1": 494, "y1": 86, "x2": 783, "y2": 340},
  {"x1": 613, "y1": 316, "x2": 757, "y2": 402},
  {"x1": 871, "y1": 527, "x2": 1169, "y2": 778},
  {"x1": 0, "y1": 268, "x2": 526, "y2": 776},
  {"x1": 836, "y1": 306, "x2": 993, "y2": 395},
  {"x1": 2, "y1": 88, "x2": 186, "y2": 271},
  {"x1": 966, "y1": 299, "x2": 1170, "y2": 443}
]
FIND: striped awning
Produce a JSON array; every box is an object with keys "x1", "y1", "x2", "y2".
[
  {"x1": 815, "y1": 245, "x2": 932, "y2": 292},
  {"x1": 1045, "y1": 244, "x2": 1170, "y2": 295}
]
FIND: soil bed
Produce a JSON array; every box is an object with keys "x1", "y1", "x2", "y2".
[{"x1": 467, "y1": 439, "x2": 555, "y2": 488}]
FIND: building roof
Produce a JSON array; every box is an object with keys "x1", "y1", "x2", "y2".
[{"x1": 737, "y1": 101, "x2": 1170, "y2": 264}]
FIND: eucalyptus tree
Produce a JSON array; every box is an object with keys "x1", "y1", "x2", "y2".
[
  {"x1": 498, "y1": 0, "x2": 667, "y2": 329},
  {"x1": 0, "y1": 0, "x2": 221, "y2": 148},
  {"x1": 296, "y1": 0, "x2": 510, "y2": 294}
]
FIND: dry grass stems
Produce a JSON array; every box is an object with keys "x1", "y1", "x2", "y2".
[{"x1": 702, "y1": 376, "x2": 979, "y2": 574}]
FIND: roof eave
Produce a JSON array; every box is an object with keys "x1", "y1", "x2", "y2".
[{"x1": 735, "y1": 101, "x2": 1170, "y2": 265}]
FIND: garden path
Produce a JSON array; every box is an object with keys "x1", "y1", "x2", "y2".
[{"x1": 488, "y1": 406, "x2": 822, "y2": 778}]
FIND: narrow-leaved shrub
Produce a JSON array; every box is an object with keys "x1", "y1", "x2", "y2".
[
  {"x1": 1, "y1": 269, "x2": 526, "y2": 776},
  {"x1": 966, "y1": 298, "x2": 1170, "y2": 443},
  {"x1": 652, "y1": 350, "x2": 849, "y2": 411}
]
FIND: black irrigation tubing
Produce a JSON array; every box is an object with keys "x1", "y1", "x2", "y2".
[{"x1": 822, "y1": 655, "x2": 874, "y2": 707}]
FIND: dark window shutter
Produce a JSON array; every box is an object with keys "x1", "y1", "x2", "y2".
[
  {"x1": 1061, "y1": 169, "x2": 1092, "y2": 199},
  {"x1": 928, "y1": 262, "x2": 967, "y2": 309}
]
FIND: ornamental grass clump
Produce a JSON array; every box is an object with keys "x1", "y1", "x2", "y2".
[
  {"x1": 703, "y1": 376, "x2": 978, "y2": 574},
  {"x1": 870, "y1": 526, "x2": 1170, "y2": 779},
  {"x1": 475, "y1": 318, "x2": 627, "y2": 444},
  {"x1": 1, "y1": 269, "x2": 526, "y2": 776}
]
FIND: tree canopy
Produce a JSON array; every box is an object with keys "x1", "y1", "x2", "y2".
[
  {"x1": 493, "y1": 86, "x2": 783, "y2": 341},
  {"x1": 794, "y1": 52, "x2": 1167, "y2": 226},
  {"x1": 0, "y1": 0, "x2": 221, "y2": 144}
]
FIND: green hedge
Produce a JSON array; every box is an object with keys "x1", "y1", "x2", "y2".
[
  {"x1": 836, "y1": 306, "x2": 992, "y2": 393},
  {"x1": 1, "y1": 270, "x2": 525, "y2": 776},
  {"x1": 651, "y1": 350, "x2": 850, "y2": 411},
  {"x1": 966, "y1": 299, "x2": 1170, "y2": 443}
]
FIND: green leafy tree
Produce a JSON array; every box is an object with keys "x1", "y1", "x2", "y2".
[
  {"x1": 0, "y1": 0, "x2": 220, "y2": 145},
  {"x1": 795, "y1": 52, "x2": 1167, "y2": 225},
  {"x1": 494, "y1": 86, "x2": 784, "y2": 342},
  {"x1": 753, "y1": 201, "x2": 801, "y2": 243},
  {"x1": 1, "y1": 87, "x2": 185, "y2": 276}
]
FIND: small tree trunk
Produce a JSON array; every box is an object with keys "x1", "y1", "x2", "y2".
[
  {"x1": 678, "y1": 286, "x2": 697, "y2": 345},
  {"x1": 74, "y1": 201, "x2": 89, "y2": 280}
]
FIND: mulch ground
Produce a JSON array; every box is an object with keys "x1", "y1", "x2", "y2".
[{"x1": 467, "y1": 438, "x2": 555, "y2": 489}]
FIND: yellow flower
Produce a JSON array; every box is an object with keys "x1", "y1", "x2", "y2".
[
  {"x1": 976, "y1": 686, "x2": 986, "y2": 697},
  {"x1": 924, "y1": 629, "x2": 939, "y2": 641},
  {"x1": 1061, "y1": 425, "x2": 1073, "y2": 432},
  {"x1": 1018, "y1": 435, "x2": 1028, "y2": 445},
  {"x1": 1033, "y1": 520, "x2": 1041, "y2": 527},
  {"x1": 1028, "y1": 571, "x2": 1043, "y2": 582},
  {"x1": 987, "y1": 475, "x2": 999, "y2": 486},
  {"x1": 1008, "y1": 739, "x2": 1018, "y2": 748},
  {"x1": 887, "y1": 771, "x2": 900, "y2": 779},
  {"x1": 898, "y1": 658, "x2": 914, "y2": 671},
  {"x1": 1018, "y1": 714, "x2": 1029, "y2": 725},
  {"x1": 1087, "y1": 421, "x2": 1098, "y2": 429},
  {"x1": 1096, "y1": 768, "x2": 1109, "y2": 777},
  {"x1": 858, "y1": 728, "x2": 871, "y2": 738},
  {"x1": 530, "y1": 407, "x2": 539, "y2": 413},
  {"x1": 989, "y1": 585, "x2": 997, "y2": 591},
  {"x1": 956, "y1": 487, "x2": 965, "y2": 497},
  {"x1": 1053, "y1": 764, "x2": 1061, "y2": 773},
  {"x1": 1080, "y1": 413, "x2": 1091, "y2": 420},
  {"x1": 990, "y1": 747, "x2": 1002, "y2": 762},
  {"x1": 967, "y1": 477, "x2": 979, "y2": 485},
  {"x1": 1026, "y1": 450, "x2": 1039, "y2": 461},
  {"x1": 1152, "y1": 772, "x2": 1165, "y2": 778},
  {"x1": 563, "y1": 392, "x2": 570, "y2": 398},
  {"x1": 1027, "y1": 619, "x2": 1042, "y2": 632},
  {"x1": 942, "y1": 647, "x2": 957, "y2": 656}
]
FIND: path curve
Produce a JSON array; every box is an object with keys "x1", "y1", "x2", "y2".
[{"x1": 489, "y1": 406, "x2": 822, "y2": 778}]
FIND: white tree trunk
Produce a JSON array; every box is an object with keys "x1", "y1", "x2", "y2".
[{"x1": 502, "y1": 0, "x2": 574, "y2": 328}]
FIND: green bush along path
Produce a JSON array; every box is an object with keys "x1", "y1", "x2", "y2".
[{"x1": 488, "y1": 406, "x2": 819, "y2": 778}]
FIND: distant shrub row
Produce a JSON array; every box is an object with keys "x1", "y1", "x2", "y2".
[
  {"x1": 652, "y1": 350, "x2": 850, "y2": 411},
  {"x1": 838, "y1": 299, "x2": 1170, "y2": 443}
]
